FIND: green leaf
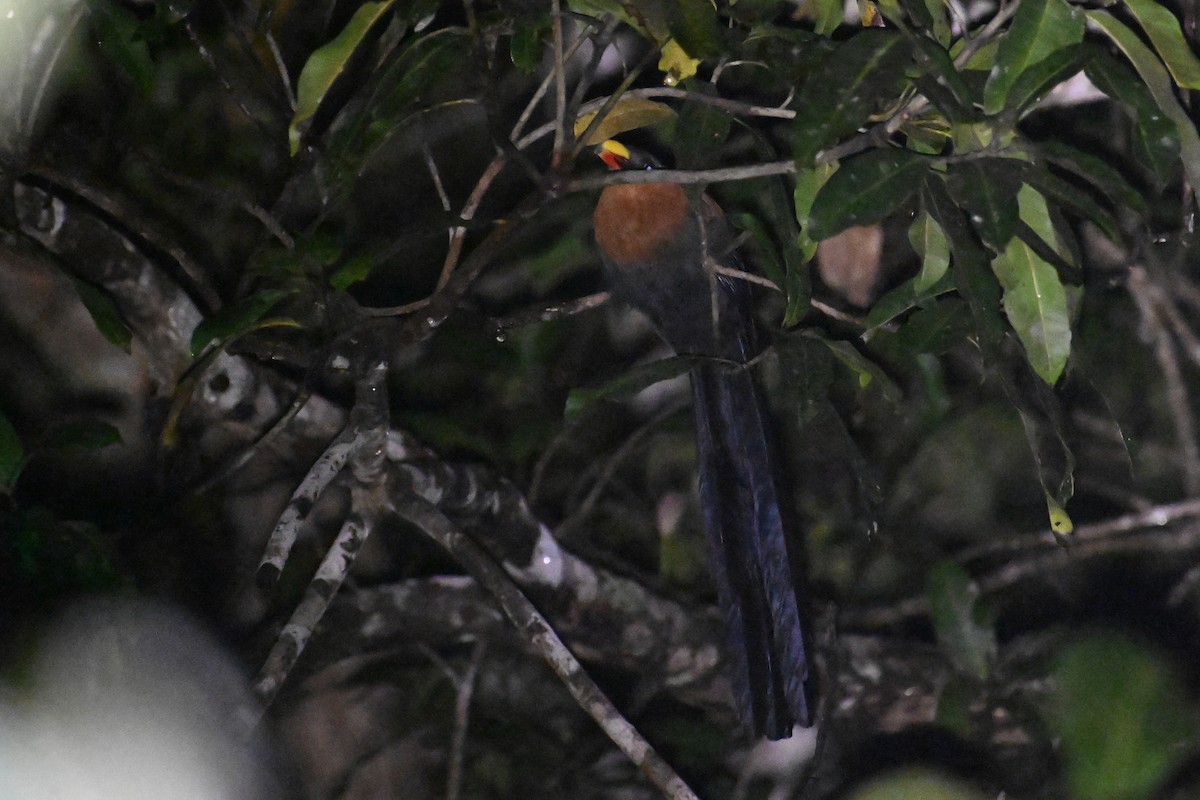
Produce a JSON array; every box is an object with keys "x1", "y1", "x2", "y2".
[
  {"x1": 923, "y1": 175, "x2": 1006, "y2": 348},
  {"x1": 726, "y1": 131, "x2": 812, "y2": 327},
  {"x1": 86, "y1": 0, "x2": 156, "y2": 94},
  {"x1": 1015, "y1": 183, "x2": 1066, "y2": 259},
  {"x1": 328, "y1": 251, "x2": 374, "y2": 292},
  {"x1": 812, "y1": 0, "x2": 843, "y2": 36},
  {"x1": 1000, "y1": 43, "x2": 1092, "y2": 120},
  {"x1": 673, "y1": 90, "x2": 733, "y2": 170},
  {"x1": 731, "y1": 212, "x2": 785, "y2": 293},
  {"x1": 847, "y1": 768, "x2": 990, "y2": 800},
  {"x1": 0, "y1": 410, "x2": 25, "y2": 495},
  {"x1": 666, "y1": 0, "x2": 725, "y2": 58},
  {"x1": 510, "y1": 17, "x2": 548, "y2": 73},
  {"x1": 945, "y1": 159, "x2": 1023, "y2": 251},
  {"x1": 910, "y1": 35, "x2": 979, "y2": 122},
  {"x1": 991, "y1": 237, "x2": 1071, "y2": 384},
  {"x1": 190, "y1": 288, "x2": 297, "y2": 356},
  {"x1": 864, "y1": 271, "x2": 955, "y2": 330},
  {"x1": 1123, "y1": 0, "x2": 1200, "y2": 89},
  {"x1": 1051, "y1": 634, "x2": 1197, "y2": 800},
  {"x1": 289, "y1": 1, "x2": 397, "y2": 155},
  {"x1": 811, "y1": 335, "x2": 902, "y2": 400},
  {"x1": 565, "y1": 356, "x2": 706, "y2": 419},
  {"x1": 909, "y1": 210, "x2": 951, "y2": 293},
  {"x1": 794, "y1": 30, "x2": 914, "y2": 165},
  {"x1": 927, "y1": 560, "x2": 995, "y2": 681},
  {"x1": 983, "y1": 0, "x2": 1084, "y2": 114},
  {"x1": 1088, "y1": 9, "x2": 1200, "y2": 198},
  {"x1": 72, "y1": 279, "x2": 133, "y2": 351},
  {"x1": 329, "y1": 254, "x2": 375, "y2": 291},
  {"x1": 43, "y1": 419, "x2": 122, "y2": 452},
  {"x1": 894, "y1": 298, "x2": 975, "y2": 355},
  {"x1": 1085, "y1": 51, "x2": 1180, "y2": 188},
  {"x1": 794, "y1": 161, "x2": 838, "y2": 287},
  {"x1": 1021, "y1": 165, "x2": 1122, "y2": 246},
  {"x1": 808, "y1": 149, "x2": 928, "y2": 240},
  {"x1": 996, "y1": 355, "x2": 1076, "y2": 513},
  {"x1": 1036, "y1": 139, "x2": 1148, "y2": 215}
]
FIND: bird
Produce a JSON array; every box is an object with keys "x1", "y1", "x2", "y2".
[{"x1": 592, "y1": 138, "x2": 813, "y2": 739}]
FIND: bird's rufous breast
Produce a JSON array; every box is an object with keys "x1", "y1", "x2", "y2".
[{"x1": 593, "y1": 182, "x2": 690, "y2": 267}]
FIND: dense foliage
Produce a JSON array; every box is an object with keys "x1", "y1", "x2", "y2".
[{"x1": 3, "y1": 0, "x2": 1200, "y2": 798}]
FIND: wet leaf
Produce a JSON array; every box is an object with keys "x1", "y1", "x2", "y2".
[
  {"x1": 894, "y1": 297, "x2": 974, "y2": 356},
  {"x1": 1021, "y1": 165, "x2": 1121, "y2": 247},
  {"x1": 910, "y1": 35, "x2": 978, "y2": 122},
  {"x1": 329, "y1": 254, "x2": 375, "y2": 291},
  {"x1": 794, "y1": 161, "x2": 838, "y2": 253},
  {"x1": 811, "y1": 335, "x2": 902, "y2": 400}
]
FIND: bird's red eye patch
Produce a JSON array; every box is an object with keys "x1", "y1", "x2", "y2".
[{"x1": 599, "y1": 149, "x2": 625, "y2": 170}]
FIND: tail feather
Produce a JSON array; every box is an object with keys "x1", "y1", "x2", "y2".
[{"x1": 692, "y1": 362, "x2": 811, "y2": 738}]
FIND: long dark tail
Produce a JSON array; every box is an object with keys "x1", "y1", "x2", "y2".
[{"x1": 691, "y1": 362, "x2": 811, "y2": 739}]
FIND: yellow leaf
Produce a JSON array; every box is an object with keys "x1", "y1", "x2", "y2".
[
  {"x1": 1046, "y1": 493, "x2": 1074, "y2": 536},
  {"x1": 658, "y1": 38, "x2": 700, "y2": 86},
  {"x1": 574, "y1": 97, "x2": 677, "y2": 145}
]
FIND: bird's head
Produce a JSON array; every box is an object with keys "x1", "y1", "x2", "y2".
[{"x1": 595, "y1": 139, "x2": 662, "y2": 171}]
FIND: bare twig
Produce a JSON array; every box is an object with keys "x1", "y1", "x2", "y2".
[
  {"x1": 550, "y1": 0, "x2": 568, "y2": 160},
  {"x1": 251, "y1": 361, "x2": 391, "y2": 715},
  {"x1": 392, "y1": 494, "x2": 702, "y2": 800},
  {"x1": 252, "y1": 504, "x2": 379, "y2": 711},
  {"x1": 255, "y1": 423, "x2": 357, "y2": 583},
  {"x1": 190, "y1": 387, "x2": 315, "y2": 495},
  {"x1": 264, "y1": 29, "x2": 297, "y2": 111},
  {"x1": 24, "y1": 165, "x2": 223, "y2": 313},
  {"x1": 491, "y1": 291, "x2": 611, "y2": 339},
  {"x1": 446, "y1": 640, "x2": 486, "y2": 800},
  {"x1": 568, "y1": 160, "x2": 797, "y2": 192},
  {"x1": 560, "y1": 401, "x2": 687, "y2": 537},
  {"x1": 846, "y1": 497, "x2": 1200, "y2": 627},
  {"x1": 1128, "y1": 266, "x2": 1200, "y2": 493}
]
